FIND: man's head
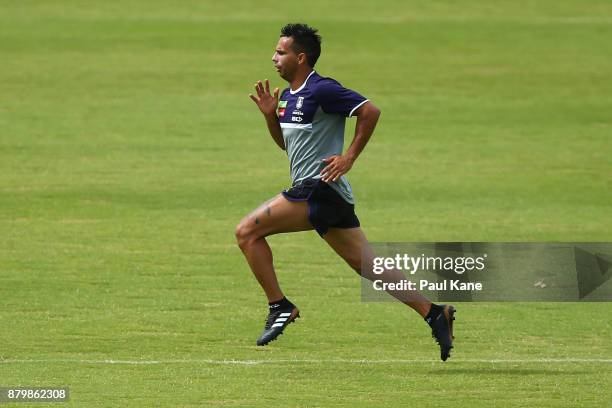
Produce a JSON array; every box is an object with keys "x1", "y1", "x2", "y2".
[{"x1": 273, "y1": 23, "x2": 321, "y2": 81}]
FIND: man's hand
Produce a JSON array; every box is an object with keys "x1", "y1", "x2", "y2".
[
  {"x1": 320, "y1": 155, "x2": 355, "y2": 183},
  {"x1": 249, "y1": 79, "x2": 286, "y2": 150},
  {"x1": 249, "y1": 79, "x2": 279, "y2": 117}
]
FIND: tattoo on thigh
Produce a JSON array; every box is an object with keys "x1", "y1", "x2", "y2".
[{"x1": 249, "y1": 196, "x2": 277, "y2": 226}]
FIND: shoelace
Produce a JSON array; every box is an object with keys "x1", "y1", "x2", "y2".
[{"x1": 264, "y1": 310, "x2": 281, "y2": 330}]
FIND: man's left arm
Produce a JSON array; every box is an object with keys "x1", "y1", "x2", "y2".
[{"x1": 320, "y1": 101, "x2": 381, "y2": 183}]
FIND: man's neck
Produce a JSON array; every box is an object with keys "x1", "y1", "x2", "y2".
[{"x1": 290, "y1": 69, "x2": 314, "y2": 92}]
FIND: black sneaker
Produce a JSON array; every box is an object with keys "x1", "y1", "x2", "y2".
[
  {"x1": 256, "y1": 305, "x2": 300, "y2": 346},
  {"x1": 427, "y1": 304, "x2": 456, "y2": 361}
]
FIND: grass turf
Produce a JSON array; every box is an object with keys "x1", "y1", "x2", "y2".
[{"x1": 1, "y1": 1, "x2": 611, "y2": 406}]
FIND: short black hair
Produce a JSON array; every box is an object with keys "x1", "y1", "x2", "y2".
[{"x1": 280, "y1": 23, "x2": 322, "y2": 67}]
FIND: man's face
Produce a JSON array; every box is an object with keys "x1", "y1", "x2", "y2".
[{"x1": 272, "y1": 36, "x2": 303, "y2": 81}]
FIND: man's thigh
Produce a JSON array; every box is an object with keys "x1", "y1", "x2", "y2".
[
  {"x1": 238, "y1": 194, "x2": 313, "y2": 238},
  {"x1": 322, "y1": 227, "x2": 374, "y2": 273}
]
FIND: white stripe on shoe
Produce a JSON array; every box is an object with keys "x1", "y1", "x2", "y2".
[
  {"x1": 271, "y1": 323, "x2": 284, "y2": 328},
  {"x1": 279, "y1": 313, "x2": 291, "y2": 317}
]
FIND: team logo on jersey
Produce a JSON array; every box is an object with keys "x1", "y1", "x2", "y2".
[
  {"x1": 278, "y1": 100, "x2": 287, "y2": 117},
  {"x1": 296, "y1": 96, "x2": 304, "y2": 109}
]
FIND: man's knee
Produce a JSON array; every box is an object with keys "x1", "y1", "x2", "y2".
[
  {"x1": 235, "y1": 221, "x2": 249, "y2": 250},
  {"x1": 235, "y1": 219, "x2": 259, "y2": 250}
]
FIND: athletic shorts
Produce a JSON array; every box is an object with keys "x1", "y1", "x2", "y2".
[{"x1": 282, "y1": 178, "x2": 360, "y2": 237}]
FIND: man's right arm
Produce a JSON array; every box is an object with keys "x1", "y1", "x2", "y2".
[{"x1": 249, "y1": 79, "x2": 286, "y2": 150}]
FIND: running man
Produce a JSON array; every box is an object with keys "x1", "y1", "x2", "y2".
[{"x1": 236, "y1": 23, "x2": 456, "y2": 360}]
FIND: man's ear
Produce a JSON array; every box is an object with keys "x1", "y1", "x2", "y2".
[{"x1": 297, "y1": 53, "x2": 307, "y2": 65}]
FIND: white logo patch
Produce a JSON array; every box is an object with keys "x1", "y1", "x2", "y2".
[{"x1": 296, "y1": 96, "x2": 304, "y2": 109}]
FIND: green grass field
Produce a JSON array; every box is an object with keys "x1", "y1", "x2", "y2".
[{"x1": 1, "y1": 1, "x2": 611, "y2": 406}]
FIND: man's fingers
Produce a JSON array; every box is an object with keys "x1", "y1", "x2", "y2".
[
  {"x1": 254, "y1": 83, "x2": 262, "y2": 97},
  {"x1": 320, "y1": 156, "x2": 338, "y2": 172},
  {"x1": 320, "y1": 159, "x2": 337, "y2": 175},
  {"x1": 322, "y1": 171, "x2": 338, "y2": 183},
  {"x1": 330, "y1": 170, "x2": 342, "y2": 182},
  {"x1": 265, "y1": 79, "x2": 270, "y2": 94},
  {"x1": 249, "y1": 94, "x2": 259, "y2": 103},
  {"x1": 321, "y1": 159, "x2": 348, "y2": 181},
  {"x1": 257, "y1": 80, "x2": 265, "y2": 95},
  {"x1": 321, "y1": 163, "x2": 337, "y2": 175},
  {"x1": 274, "y1": 87, "x2": 279, "y2": 100}
]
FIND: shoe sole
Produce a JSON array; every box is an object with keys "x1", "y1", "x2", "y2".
[{"x1": 256, "y1": 309, "x2": 300, "y2": 346}]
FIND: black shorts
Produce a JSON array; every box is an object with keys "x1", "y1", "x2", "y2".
[{"x1": 282, "y1": 178, "x2": 360, "y2": 237}]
